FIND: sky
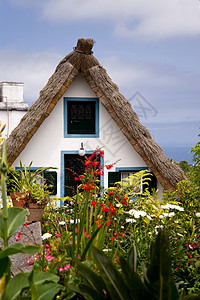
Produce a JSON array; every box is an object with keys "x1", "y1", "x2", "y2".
[{"x1": 0, "y1": 0, "x2": 199, "y2": 163}]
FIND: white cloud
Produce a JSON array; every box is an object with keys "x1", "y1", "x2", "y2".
[
  {"x1": 101, "y1": 55, "x2": 200, "y2": 124},
  {"x1": 102, "y1": 55, "x2": 181, "y2": 90},
  {"x1": 0, "y1": 49, "x2": 61, "y2": 104},
  {"x1": 0, "y1": 48, "x2": 199, "y2": 126},
  {"x1": 10, "y1": 0, "x2": 200, "y2": 40}
]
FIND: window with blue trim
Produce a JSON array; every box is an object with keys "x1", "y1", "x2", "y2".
[
  {"x1": 64, "y1": 97, "x2": 99, "y2": 138},
  {"x1": 108, "y1": 168, "x2": 157, "y2": 195}
]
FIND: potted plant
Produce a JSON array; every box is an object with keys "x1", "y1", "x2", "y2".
[{"x1": 8, "y1": 161, "x2": 53, "y2": 222}]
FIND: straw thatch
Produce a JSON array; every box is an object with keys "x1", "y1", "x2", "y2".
[{"x1": 6, "y1": 38, "x2": 186, "y2": 191}]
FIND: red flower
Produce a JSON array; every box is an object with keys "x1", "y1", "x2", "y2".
[
  {"x1": 98, "y1": 150, "x2": 104, "y2": 157},
  {"x1": 114, "y1": 256, "x2": 119, "y2": 263},
  {"x1": 105, "y1": 164, "x2": 113, "y2": 170},
  {"x1": 120, "y1": 200, "x2": 128, "y2": 206},
  {"x1": 106, "y1": 221, "x2": 111, "y2": 227},
  {"x1": 82, "y1": 183, "x2": 95, "y2": 192},
  {"x1": 110, "y1": 206, "x2": 116, "y2": 215},
  {"x1": 111, "y1": 237, "x2": 115, "y2": 241},
  {"x1": 95, "y1": 220, "x2": 101, "y2": 225},
  {"x1": 97, "y1": 224, "x2": 102, "y2": 229},
  {"x1": 94, "y1": 169, "x2": 104, "y2": 176},
  {"x1": 102, "y1": 206, "x2": 109, "y2": 213},
  {"x1": 85, "y1": 158, "x2": 99, "y2": 169},
  {"x1": 108, "y1": 191, "x2": 114, "y2": 197},
  {"x1": 91, "y1": 201, "x2": 97, "y2": 207},
  {"x1": 74, "y1": 175, "x2": 84, "y2": 181}
]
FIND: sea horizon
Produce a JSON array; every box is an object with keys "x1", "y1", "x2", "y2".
[{"x1": 161, "y1": 145, "x2": 193, "y2": 164}]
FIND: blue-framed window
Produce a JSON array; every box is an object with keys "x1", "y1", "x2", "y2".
[
  {"x1": 108, "y1": 167, "x2": 157, "y2": 194},
  {"x1": 64, "y1": 97, "x2": 99, "y2": 138},
  {"x1": 60, "y1": 151, "x2": 104, "y2": 201},
  {"x1": 14, "y1": 167, "x2": 57, "y2": 195}
]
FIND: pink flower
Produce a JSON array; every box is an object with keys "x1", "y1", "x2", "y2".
[
  {"x1": 45, "y1": 255, "x2": 54, "y2": 262},
  {"x1": 64, "y1": 265, "x2": 73, "y2": 271},
  {"x1": 57, "y1": 267, "x2": 64, "y2": 272},
  {"x1": 15, "y1": 232, "x2": 21, "y2": 242},
  {"x1": 55, "y1": 233, "x2": 61, "y2": 238}
]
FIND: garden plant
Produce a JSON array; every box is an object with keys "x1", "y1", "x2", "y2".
[{"x1": 1, "y1": 126, "x2": 200, "y2": 299}]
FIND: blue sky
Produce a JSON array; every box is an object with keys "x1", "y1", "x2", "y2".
[{"x1": 0, "y1": 0, "x2": 199, "y2": 162}]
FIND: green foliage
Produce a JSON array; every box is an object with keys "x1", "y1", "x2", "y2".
[
  {"x1": 7, "y1": 161, "x2": 53, "y2": 204},
  {"x1": 4, "y1": 270, "x2": 64, "y2": 300},
  {"x1": 70, "y1": 230, "x2": 185, "y2": 300},
  {"x1": 0, "y1": 207, "x2": 29, "y2": 240},
  {"x1": 178, "y1": 161, "x2": 191, "y2": 174},
  {"x1": 189, "y1": 134, "x2": 200, "y2": 186},
  {"x1": 0, "y1": 140, "x2": 63, "y2": 300},
  {"x1": 190, "y1": 134, "x2": 200, "y2": 165}
]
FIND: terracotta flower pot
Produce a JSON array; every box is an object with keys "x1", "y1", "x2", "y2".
[
  {"x1": 10, "y1": 192, "x2": 46, "y2": 222},
  {"x1": 10, "y1": 192, "x2": 26, "y2": 208},
  {"x1": 26, "y1": 202, "x2": 46, "y2": 222}
]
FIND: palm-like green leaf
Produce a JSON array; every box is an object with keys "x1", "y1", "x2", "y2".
[
  {"x1": 77, "y1": 261, "x2": 108, "y2": 298},
  {"x1": 81, "y1": 225, "x2": 103, "y2": 261},
  {"x1": 127, "y1": 244, "x2": 137, "y2": 273},
  {"x1": 144, "y1": 229, "x2": 178, "y2": 300},
  {"x1": 92, "y1": 246, "x2": 131, "y2": 300},
  {"x1": 119, "y1": 255, "x2": 145, "y2": 300}
]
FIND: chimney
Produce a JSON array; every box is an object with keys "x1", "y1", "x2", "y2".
[{"x1": 0, "y1": 82, "x2": 24, "y2": 103}]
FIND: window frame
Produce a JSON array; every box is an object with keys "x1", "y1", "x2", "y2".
[
  {"x1": 14, "y1": 167, "x2": 57, "y2": 195},
  {"x1": 108, "y1": 167, "x2": 158, "y2": 197},
  {"x1": 64, "y1": 97, "x2": 99, "y2": 138},
  {"x1": 60, "y1": 150, "x2": 104, "y2": 203}
]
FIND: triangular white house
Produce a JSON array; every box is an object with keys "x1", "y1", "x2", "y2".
[{"x1": 6, "y1": 38, "x2": 185, "y2": 200}]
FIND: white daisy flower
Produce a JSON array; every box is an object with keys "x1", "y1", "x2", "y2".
[
  {"x1": 59, "y1": 221, "x2": 65, "y2": 225},
  {"x1": 126, "y1": 218, "x2": 136, "y2": 223},
  {"x1": 42, "y1": 233, "x2": 52, "y2": 240}
]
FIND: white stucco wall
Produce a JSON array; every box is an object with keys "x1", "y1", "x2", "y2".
[
  {"x1": 0, "y1": 110, "x2": 27, "y2": 137},
  {"x1": 13, "y1": 75, "x2": 163, "y2": 198}
]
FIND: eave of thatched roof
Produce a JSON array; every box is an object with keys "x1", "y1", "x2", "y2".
[{"x1": 6, "y1": 38, "x2": 186, "y2": 191}]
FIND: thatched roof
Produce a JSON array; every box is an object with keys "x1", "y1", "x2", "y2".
[{"x1": 6, "y1": 38, "x2": 186, "y2": 191}]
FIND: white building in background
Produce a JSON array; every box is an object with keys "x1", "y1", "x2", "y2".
[{"x1": 0, "y1": 82, "x2": 29, "y2": 137}]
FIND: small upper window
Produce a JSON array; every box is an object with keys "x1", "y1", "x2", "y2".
[
  {"x1": 64, "y1": 98, "x2": 99, "y2": 137},
  {"x1": 68, "y1": 101, "x2": 95, "y2": 134}
]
